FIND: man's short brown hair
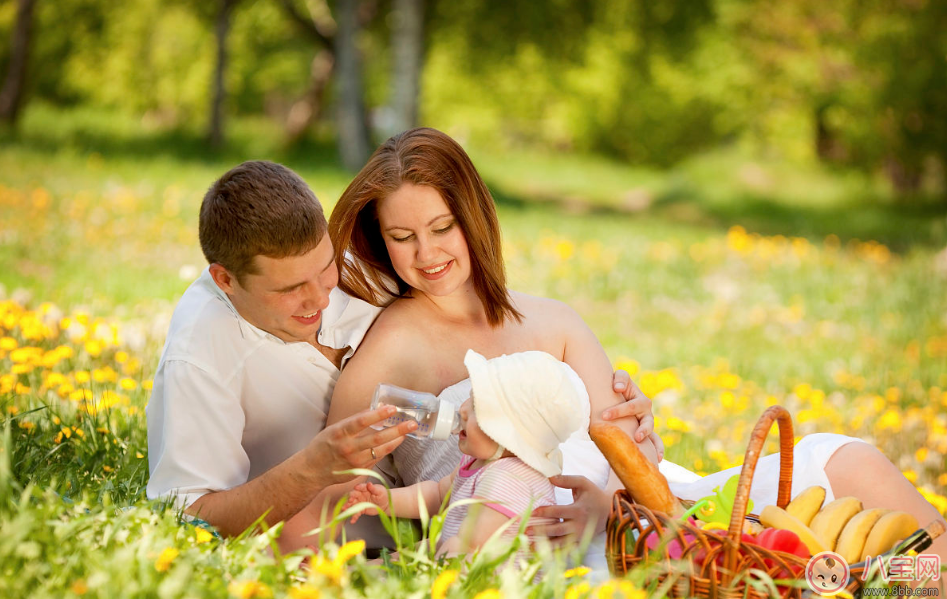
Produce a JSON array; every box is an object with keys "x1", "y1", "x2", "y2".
[{"x1": 199, "y1": 161, "x2": 327, "y2": 283}]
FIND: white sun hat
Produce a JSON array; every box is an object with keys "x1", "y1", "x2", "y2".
[{"x1": 463, "y1": 349, "x2": 590, "y2": 477}]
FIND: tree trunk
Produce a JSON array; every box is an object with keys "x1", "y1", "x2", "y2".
[
  {"x1": 388, "y1": 0, "x2": 424, "y2": 136},
  {"x1": 334, "y1": 0, "x2": 371, "y2": 170},
  {"x1": 0, "y1": 0, "x2": 38, "y2": 126},
  {"x1": 208, "y1": 0, "x2": 236, "y2": 148},
  {"x1": 285, "y1": 50, "x2": 335, "y2": 145}
]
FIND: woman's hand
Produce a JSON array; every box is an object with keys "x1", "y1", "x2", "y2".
[
  {"x1": 603, "y1": 370, "x2": 665, "y2": 461},
  {"x1": 528, "y1": 475, "x2": 612, "y2": 548}
]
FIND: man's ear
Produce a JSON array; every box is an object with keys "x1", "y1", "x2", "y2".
[{"x1": 209, "y1": 263, "x2": 237, "y2": 294}]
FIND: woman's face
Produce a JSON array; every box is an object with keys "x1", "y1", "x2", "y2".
[{"x1": 376, "y1": 182, "x2": 473, "y2": 298}]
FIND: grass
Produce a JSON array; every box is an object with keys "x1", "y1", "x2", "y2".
[{"x1": 1, "y1": 103, "x2": 946, "y2": 597}]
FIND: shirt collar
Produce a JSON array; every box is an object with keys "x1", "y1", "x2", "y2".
[{"x1": 198, "y1": 266, "x2": 379, "y2": 354}]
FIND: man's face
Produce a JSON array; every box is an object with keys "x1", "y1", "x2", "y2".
[{"x1": 218, "y1": 234, "x2": 339, "y2": 346}]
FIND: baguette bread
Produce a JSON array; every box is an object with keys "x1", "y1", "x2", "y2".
[{"x1": 590, "y1": 422, "x2": 682, "y2": 517}]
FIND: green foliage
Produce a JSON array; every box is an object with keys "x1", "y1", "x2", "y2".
[{"x1": 2, "y1": 0, "x2": 942, "y2": 192}]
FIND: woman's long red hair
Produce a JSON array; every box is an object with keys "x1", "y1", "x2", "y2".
[{"x1": 329, "y1": 127, "x2": 522, "y2": 327}]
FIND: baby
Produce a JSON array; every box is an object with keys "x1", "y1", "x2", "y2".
[{"x1": 343, "y1": 349, "x2": 589, "y2": 557}]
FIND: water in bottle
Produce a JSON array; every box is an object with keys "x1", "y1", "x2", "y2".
[{"x1": 370, "y1": 383, "x2": 462, "y2": 440}]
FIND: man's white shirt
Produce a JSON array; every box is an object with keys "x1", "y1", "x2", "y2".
[{"x1": 146, "y1": 267, "x2": 382, "y2": 509}]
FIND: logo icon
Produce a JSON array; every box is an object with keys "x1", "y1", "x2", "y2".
[{"x1": 806, "y1": 551, "x2": 850, "y2": 595}]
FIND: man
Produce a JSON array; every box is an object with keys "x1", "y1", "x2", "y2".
[{"x1": 146, "y1": 160, "x2": 658, "y2": 544}]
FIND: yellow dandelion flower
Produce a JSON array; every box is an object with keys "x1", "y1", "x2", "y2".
[
  {"x1": 564, "y1": 567, "x2": 591, "y2": 578},
  {"x1": 312, "y1": 556, "x2": 344, "y2": 585},
  {"x1": 718, "y1": 372, "x2": 741, "y2": 390},
  {"x1": 102, "y1": 465, "x2": 113, "y2": 473},
  {"x1": 142, "y1": 379, "x2": 153, "y2": 391},
  {"x1": 71, "y1": 579, "x2": 88, "y2": 595},
  {"x1": 0, "y1": 336, "x2": 17, "y2": 351},
  {"x1": 288, "y1": 585, "x2": 321, "y2": 599},
  {"x1": 432, "y1": 569, "x2": 460, "y2": 599},
  {"x1": 119, "y1": 377, "x2": 137, "y2": 390},
  {"x1": 136, "y1": 452, "x2": 145, "y2": 459},
  {"x1": 877, "y1": 409, "x2": 902, "y2": 431},
  {"x1": 60, "y1": 426, "x2": 72, "y2": 439},
  {"x1": 473, "y1": 590, "x2": 502, "y2": 599},
  {"x1": 228, "y1": 580, "x2": 272, "y2": 599},
  {"x1": 12, "y1": 364, "x2": 32, "y2": 375},
  {"x1": 114, "y1": 350, "x2": 129, "y2": 364},
  {"x1": 793, "y1": 383, "x2": 812, "y2": 401},
  {"x1": 195, "y1": 528, "x2": 214, "y2": 544},
  {"x1": 613, "y1": 358, "x2": 640, "y2": 377},
  {"x1": 666, "y1": 417, "x2": 691, "y2": 432},
  {"x1": 335, "y1": 539, "x2": 365, "y2": 564},
  {"x1": 916, "y1": 447, "x2": 929, "y2": 463},
  {"x1": 555, "y1": 239, "x2": 575, "y2": 261},
  {"x1": 75, "y1": 371, "x2": 91, "y2": 384},
  {"x1": 615, "y1": 580, "x2": 646, "y2": 599},
  {"x1": 565, "y1": 581, "x2": 591, "y2": 599},
  {"x1": 154, "y1": 547, "x2": 179, "y2": 572},
  {"x1": 18, "y1": 421, "x2": 35, "y2": 431},
  {"x1": 10, "y1": 346, "x2": 40, "y2": 364},
  {"x1": 84, "y1": 340, "x2": 104, "y2": 357},
  {"x1": 44, "y1": 371, "x2": 66, "y2": 388},
  {"x1": 903, "y1": 470, "x2": 918, "y2": 483}
]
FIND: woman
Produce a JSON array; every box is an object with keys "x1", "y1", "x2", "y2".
[{"x1": 326, "y1": 128, "x2": 946, "y2": 563}]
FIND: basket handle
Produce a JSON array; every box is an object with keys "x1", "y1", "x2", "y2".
[{"x1": 724, "y1": 406, "x2": 795, "y2": 571}]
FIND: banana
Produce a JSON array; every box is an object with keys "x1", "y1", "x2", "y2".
[
  {"x1": 809, "y1": 497, "x2": 863, "y2": 550},
  {"x1": 760, "y1": 505, "x2": 827, "y2": 555},
  {"x1": 835, "y1": 508, "x2": 889, "y2": 563},
  {"x1": 785, "y1": 486, "x2": 827, "y2": 526},
  {"x1": 860, "y1": 511, "x2": 919, "y2": 561}
]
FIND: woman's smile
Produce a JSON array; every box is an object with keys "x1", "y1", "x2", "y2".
[
  {"x1": 377, "y1": 182, "x2": 473, "y2": 297},
  {"x1": 417, "y1": 260, "x2": 453, "y2": 280}
]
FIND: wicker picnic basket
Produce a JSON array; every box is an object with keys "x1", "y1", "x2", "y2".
[{"x1": 604, "y1": 405, "x2": 869, "y2": 599}]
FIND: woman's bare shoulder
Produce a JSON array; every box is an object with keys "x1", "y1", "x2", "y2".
[
  {"x1": 356, "y1": 297, "x2": 428, "y2": 355},
  {"x1": 509, "y1": 290, "x2": 580, "y2": 322}
]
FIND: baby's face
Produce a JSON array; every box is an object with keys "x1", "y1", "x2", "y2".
[{"x1": 458, "y1": 395, "x2": 501, "y2": 460}]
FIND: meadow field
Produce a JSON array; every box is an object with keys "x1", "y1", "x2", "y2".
[{"x1": 1, "y1": 105, "x2": 947, "y2": 598}]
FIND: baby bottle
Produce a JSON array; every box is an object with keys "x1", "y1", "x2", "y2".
[{"x1": 370, "y1": 383, "x2": 462, "y2": 440}]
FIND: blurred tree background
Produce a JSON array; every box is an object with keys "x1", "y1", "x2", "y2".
[{"x1": 0, "y1": 0, "x2": 944, "y2": 194}]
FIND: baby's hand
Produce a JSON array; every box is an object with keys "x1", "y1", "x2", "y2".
[{"x1": 343, "y1": 482, "x2": 389, "y2": 523}]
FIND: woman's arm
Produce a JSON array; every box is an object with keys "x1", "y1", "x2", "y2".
[
  {"x1": 326, "y1": 307, "x2": 429, "y2": 426},
  {"x1": 549, "y1": 299, "x2": 660, "y2": 464}
]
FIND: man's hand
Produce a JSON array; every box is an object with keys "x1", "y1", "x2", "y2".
[
  {"x1": 528, "y1": 475, "x2": 612, "y2": 548},
  {"x1": 306, "y1": 405, "x2": 417, "y2": 487},
  {"x1": 604, "y1": 370, "x2": 665, "y2": 461}
]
